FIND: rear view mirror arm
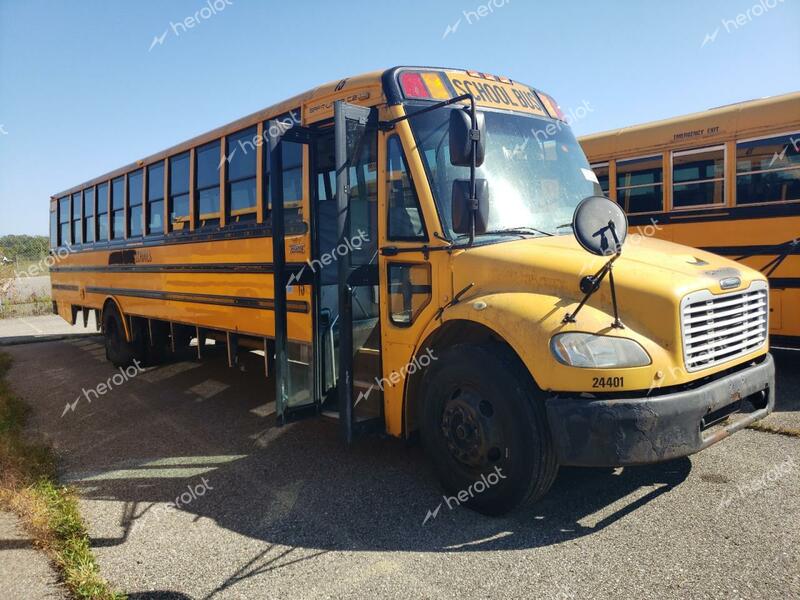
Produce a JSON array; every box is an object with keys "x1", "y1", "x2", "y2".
[{"x1": 378, "y1": 93, "x2": 477, "y2": 130}]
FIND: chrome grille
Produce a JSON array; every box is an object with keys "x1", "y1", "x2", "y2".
[{"x1": 680, "y1": 281, "x2": 768, "y2": 372}]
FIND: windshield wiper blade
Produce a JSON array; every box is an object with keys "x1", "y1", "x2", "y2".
[{"x1": 487, "y1": 227, "x2": 555, "y2": 237}]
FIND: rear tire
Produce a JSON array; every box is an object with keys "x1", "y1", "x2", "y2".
[
  {"x1": 420, "y1": 343, "x2": 558, "y2": 515},
  {"x1": 103, "y1": 305, "x2": 145, "y2": 368}
]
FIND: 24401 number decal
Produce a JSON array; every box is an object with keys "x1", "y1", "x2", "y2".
[{"x1": 592, "y1": 376, "x2": 624, "y2": 389}]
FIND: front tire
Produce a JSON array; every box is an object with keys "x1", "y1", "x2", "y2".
[{"x1": 420, "y1": 344, "x2": 558, "y2": 515}]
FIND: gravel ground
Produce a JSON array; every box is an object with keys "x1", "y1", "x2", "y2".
[{"x1": 4, "y1": 339, "x2": 799, "y2": 600}]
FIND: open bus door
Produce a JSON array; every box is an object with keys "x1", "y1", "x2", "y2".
[
  {"x1": 268, "y1": 116, "x2": 319, "y2": 424},
  {"x1": 334, "y1": 100, "x2": 384, "y2": 443}
]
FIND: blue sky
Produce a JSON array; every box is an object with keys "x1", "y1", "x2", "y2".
[{"x1": 0, "y1": 0, "x2": 798, "y2": 236}]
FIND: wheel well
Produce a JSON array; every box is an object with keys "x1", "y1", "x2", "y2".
[
  {"x1": 403, "y1": 320, "x2": 533, "y2": 438},
  {"x1": 101, "y1": 297, "x2": 131, "y2": 342}
]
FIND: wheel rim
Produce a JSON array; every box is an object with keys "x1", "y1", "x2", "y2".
[{"x1": 440, "y1": 385, "x2": 506, "y2": 470}]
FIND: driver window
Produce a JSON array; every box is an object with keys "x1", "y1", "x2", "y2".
[{"x1": 387, "y1": 136, "x2": 426, "y2": 240}]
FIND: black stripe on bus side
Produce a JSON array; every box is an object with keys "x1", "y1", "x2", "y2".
[
  {"x1": 51, "y1": 283, "x2": 79, "y2": 291},
  {"x1": 627, "y1": 201, "x2": 800, "y2": 226},
  {"x1": 768, "y1": 278, "x2": 800, "y2": 289},
  {"x1": 84, "y1": 286, "x2": 310, "y2": 314},
  {"x1": 701, "y1": 244, "x2": 800, "y2": 256},
  {"x1": 50, "y1": 262, "x2": 310, "y2": 274},
  {"x1": 50, "y1": 219, "x2": 308, "y2": 255}
]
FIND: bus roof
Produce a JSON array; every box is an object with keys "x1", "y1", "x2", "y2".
[{"x1": 579, "y1": 92, "x2": 800, "y2": 161}]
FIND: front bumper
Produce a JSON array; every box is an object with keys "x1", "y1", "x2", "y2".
[{"x1": 545, "y1": 354, "x2": 775, "y2": 467}]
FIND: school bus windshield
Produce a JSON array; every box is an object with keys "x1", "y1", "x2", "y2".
[{"x1": 411, "y1": 107, "x2": 602, "y2": 237}]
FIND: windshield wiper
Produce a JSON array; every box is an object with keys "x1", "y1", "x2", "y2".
[{"x1": 486, "y1": 227, "x2": 555, "y2": 237}]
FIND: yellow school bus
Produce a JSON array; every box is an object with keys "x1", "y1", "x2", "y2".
[
  {"x1": 49, "y1": 67, "x2": 775, "y2": 514},
  {"x1": 580, "y1": 93, "x2": 800, "y2": 348}
]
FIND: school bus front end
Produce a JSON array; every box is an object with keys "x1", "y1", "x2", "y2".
[
  {"x1": 381, "y1": 68, "x2": 774, "y2": 513},
  {"x1": 435, "y1": 235, "x2": 774, "y2": 467}
]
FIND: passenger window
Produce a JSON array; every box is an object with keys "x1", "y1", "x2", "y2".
[
  {"x1": 83, "y1": 187, "x2": 95, "y2": 243},
  {"x1": 388, "y1": 263, "x2": 432, "y2": 326},
  {"x1": 590, "y1": 162, "x2": 610, "y2": 196},
  {"x1": 386, "y1": 136, "x2": 425, "y2": 240},
  {"x1": 71, "y1": 192, "x2": 82, "y2": 245},
  {"x1": 169, "y1": 152, "x2": 190, "y2": 231},
  {"x1": 226, "y1": 126, "x2": 258, "y2": 224},
  {"x1": 58, "y1": 196, "x2": 70, "y2": 246},
  {"x1": 97, "y1": 182, "x2": 109, "y2": 241},
  {"x1": 111, "y1": 177, "x2": 125, "y2": 239},
  {"x1": 616, "y1": 155, "x2": 663, "y2": 213},
  {"x1": 280, "y1": 141, "x2": 304, "y2": 231},
  {"x1": 196, "y1": 140, "x2": 221, "y2": 228},
  {"x1": 147, "y1": 162, "x2": 165, "y2": 235},
  {"x1": 128, "y1": 169, "x2": 144, "y2": 237},
  {"x1": 736, "y1": 133, "x2": 800, "y2": 204},
  {"x1": 672, "y1": 146, "x2": 725, "y2": 208}
]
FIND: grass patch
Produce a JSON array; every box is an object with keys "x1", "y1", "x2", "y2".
[
  {"x1": 0, "y1": 352, "x2": 124, "y2": 599},
  {"x1": 0, "y1": 298, "x2": 53, "y2": 319}
]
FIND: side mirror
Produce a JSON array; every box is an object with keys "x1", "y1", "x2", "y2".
[
  {"x1": 452, "y1": 179, "x2": 489, "y2": 234},
  {"x1": 449, "y1": 108, "x2": 485, "y2": 167},
  {"x1": 572, "y1": 196, "x2": 628, "y2": 256}
]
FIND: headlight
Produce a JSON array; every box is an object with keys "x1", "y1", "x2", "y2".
[{"x1": 550, "y1": 333, "x2": 651, "y2": 368}]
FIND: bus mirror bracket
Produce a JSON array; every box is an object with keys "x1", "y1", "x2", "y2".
[{"x1": 452, "y1": 178, "x2": 489, "y2": 235}]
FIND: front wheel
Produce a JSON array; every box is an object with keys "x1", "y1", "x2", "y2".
[{"x1": 420, "y1": 344, "x2": 558, "y2": 515}]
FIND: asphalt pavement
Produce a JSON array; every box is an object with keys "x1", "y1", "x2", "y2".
[{"x1": 3, "y1": 339, "x2": 798, "y2": 600}]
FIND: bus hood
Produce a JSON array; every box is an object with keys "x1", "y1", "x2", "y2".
[{"x1": 449, "y1": 234, "x2": 766, "y2": 341}]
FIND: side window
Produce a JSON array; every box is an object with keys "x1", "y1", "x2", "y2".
[
  {"x1": 147, "y1": 162, "x2": 165, "y2": 235},
  {"x1": 280, "y1": 141, "x2": 304, "y2": 230},
  {"x1": 83, "y1": 187, "x2": 95, "y2": 243},
  {"x1": 169, "y1": 152, "x2": 190, "y2": 231},
  {"x1": 128, "y1": 169, "x2": 144, "y2": 237},
  {"x1": 736, "y1": 133, "x2": 800, "y2": 204},
  {"x1": 71, "y1": 192, "x2": 82, "y2": 244},
  {"x1": 672, "y1": 146, "x2": 725, "y2": 208},
  {"x1": 97, "y1": 182, "x2": 109, "y2": 241},
  {"x1": 58, "y1": 196, "x2": 69, "y2": 246},
  {"x1": 616, "y1": 155, "x2": 663, "y2": 213},
  {"x1": 386, "y1": 136, "x2": 426, "y2": 240},
  {"x1": 590, "y1": 162, "x2": 610, "y2": 196},
  {"x1": 388, "y1": 263, "x2": 432, "y2": 326},
  {"x1": 226, "y1": 127, "x2": 257, "y2": 224},
  {"x1": 196, "y1": 140, "x2": 221, "y2": 228},
  {"x1": 111, "y1": 176, "x2": 125, "y2": 239}
]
